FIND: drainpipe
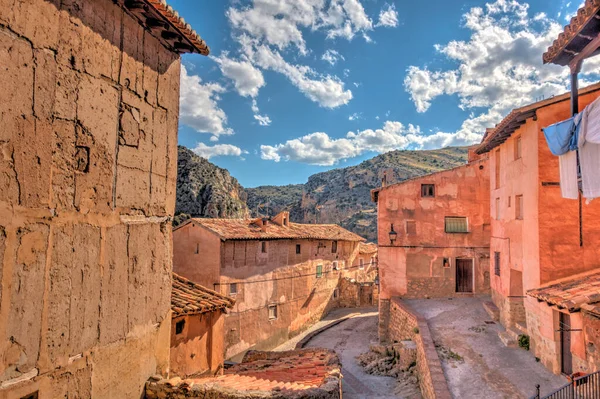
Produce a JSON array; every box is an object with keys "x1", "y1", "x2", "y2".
[{"x1": 570, "y1": 61, "x2": 583, "y2": 247}]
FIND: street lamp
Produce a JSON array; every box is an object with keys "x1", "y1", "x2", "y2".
[{"x1": 389, "y1": 223, "x2": 397, "y2": 245}]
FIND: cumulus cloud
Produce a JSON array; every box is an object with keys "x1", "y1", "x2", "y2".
[
  {"x1": 260, "y1": 120, "x2": 479, "y2": 166},
  {"x1": 213, "y1": 54, "x2": 265, "y2": 98},
  {"x1": 402, "y1": 0, "x2": 600, "y2": 146},
  {"x1": 376, "y1": 4, "x2": 399, "y2": 28},
  {"x1": 348, "y1": 112, "x2": 362, "y2": 121},
  {"x1": 179, "y1": 66, "x2": 232, "y2": 137},
  {"x1": 322, "y1": 49, "x2": 345, "y2": 66},
  {"x1": 192, "y1": 142, "x2": 245, "y2": 159},
  {"x1": 254, "y1": 114, "x2": 272, "y2": 126}
]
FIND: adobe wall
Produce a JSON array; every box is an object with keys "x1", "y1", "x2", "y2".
[
  {"x1": 170, "y1": 312, "x2": 225, "y2": 378},
  {"x1": 384, "y1": 298, "x2": 452, "y2": 399},
  {"x1": 219, "y1": 239, "x2": 360, "y2": 360},
  {"x1": 173, "y1": 223, "x2": 222, "y2": 289},
  {"x1": 377, "y1": 159, "x2": 490, "y2": 301},
  {"x1": 0, "y1": 0, "x2": 180, "y2": 397}
]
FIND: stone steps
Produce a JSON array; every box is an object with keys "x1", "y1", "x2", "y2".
[
  {"x1": 482, "y1": 301, "x2": 500, "y2": 322},
  {"x1": 515, "y1": 321, "x2": 528, "y2": 335},
  {"x1": 498, "y1": 330, "x2": 518, "y2": 348}
]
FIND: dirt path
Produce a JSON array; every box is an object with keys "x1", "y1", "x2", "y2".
[{"x1": 304, "y1": 310, "x2": 420, "y2": 399}]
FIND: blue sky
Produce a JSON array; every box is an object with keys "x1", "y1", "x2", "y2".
[{"x1": 171, "y1": 0, "x2": 595, "y2": 188}]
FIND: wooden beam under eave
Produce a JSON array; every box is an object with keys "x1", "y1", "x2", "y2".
[{"x1": 569, "y1": 32, "x2": 600, "y2": 73}]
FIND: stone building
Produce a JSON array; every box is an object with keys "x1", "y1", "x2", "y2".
[
  {"x1": 373, "y1": 148, "x2": 490, "y2": 335},
  {"x1": 170, "y1": 273, "x2": 235, "y2": 378},
  {"x1": 0, "y1": 0, "x2": 207, "y2": 397},
  {"x1": 475, "y1": 84, "x2": 600, "y2": 374},
  {"x1": 172, "y1": 211, "x2": 365, "y2": 360}
]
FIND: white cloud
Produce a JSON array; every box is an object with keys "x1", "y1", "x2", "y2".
[
  {"x1": 348, "y1": 112, "x2": 362, "y2": 121},
  {"x1": 260, "y1": 120, "x2": 478, "y2": 166},
  {"x1": 179, "y1": 66, "x2": 233, "y2": 137},
  {"x1": 376, "y1": 4, "x2": 399, "y2": 28},
  {"x1": 402, "y1": 0, "x2": 600, "y2": 145},
  {"x1": 322, "y1": 49, "x2": 345, "y2": 66},
  {"x1": 192, "y1": 142, "x2": 245, "y2": 159},
  {"x1": 254, "y1": 114, "x2": 272, "y2": 126},
  {"x1": 213, "y1": 54, "x2": 265, "y2": 98}
]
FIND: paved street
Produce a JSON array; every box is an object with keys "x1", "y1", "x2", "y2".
[{"x1": 407, "y1": 297, "x2": 567, "y2": 399}]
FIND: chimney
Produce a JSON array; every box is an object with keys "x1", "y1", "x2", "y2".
[{"x1": 261, "y1": 217, "x2": 269, "y2": 232}]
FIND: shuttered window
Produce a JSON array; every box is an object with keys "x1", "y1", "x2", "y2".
[
  {"x1": 268, "y1": 305, "x2": 277, "y2": 320},
  {"x1": 515, "y1": 135, "x2": 522, "y2": 160},
  {"x1": 445, "y1": 217, "x2": 468, "y2": 233},
  {"x1": 516, "y1": 195, "x2": 523, "y2": 220},
  {"x1": 421, "y1": 184, "x2": 435, "y2": 197},
  {"x1": 494, "y1": 252, "x2": 501, "y2": 276},
  {"x1": 316, "y1": 265, "x2": 323, "y2": 278},
  {"x1": 406, "y1": 221, "x2": 417, "y2": 235}
]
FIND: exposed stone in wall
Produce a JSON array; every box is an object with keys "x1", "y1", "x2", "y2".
[{"x1": 0, "y1": 0, "x2": 179, "y2": 397}]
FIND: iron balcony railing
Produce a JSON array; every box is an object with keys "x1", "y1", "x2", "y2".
[{"x1": 531, "y1": 371, "x2": 600, "y2": 399}]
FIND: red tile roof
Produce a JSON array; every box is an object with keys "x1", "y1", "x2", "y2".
[
  {"x1": 192, "y1": 349, "x2": 341, "y2": 393},
  {"x1": 120, "y1": 0, "x2": 209, "y2": 55},
  {"x1": 476, "y1": 82, "x2": 600, "y2": 154},
  {"x1": 172, "y1": 273, "x2": 235, "y2": 316},
  {"x1": 182, "y1": 218, "x2": 365, "y2": 242},
  {"x1": 359, "y1": 242, "x2": 378, "y2": 254},
  {"x1": 543, "y1": 0, "x2": 600, "y2": 66},
  {"x1": 527, "y1": 271, "x2": 600, "y2": 312}
]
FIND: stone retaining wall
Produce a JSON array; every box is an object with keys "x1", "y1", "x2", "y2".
[{"x1": 385, "y1": 298, "x2": 452, "y2": 399}]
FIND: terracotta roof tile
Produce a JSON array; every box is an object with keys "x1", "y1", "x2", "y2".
[
  {"x1": 183, "y1": 218, "x2": 365, "y2": 242},
  {"x1": 527, "y1": 271, "x2": 600, "y2": 312},
  {"x1": 359, "y1": 242, "x2": 378, "y2": 254},
  {"x1": 172, "y1": 273, "x2": 235, "y2": 316},
  {"x1": 543, "y1": 0, "x2": 600, "y2": 66}
]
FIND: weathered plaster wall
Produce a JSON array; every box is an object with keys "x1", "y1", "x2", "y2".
[
  {"x1": 173, "y1": 223, "x2": 222, "y2": 289},
  {"x1": 377, "y1": 159, "x2": 490, "y2": 300},
  {"x1": 219, "y1": 239, "x2": 360, "y2": 360},
  {"x1": 170, "y1": 312, "x2": 225, "y2": 378},
  {"x1": 0, "y1": 0, "x2": 180, "y2": 397}
]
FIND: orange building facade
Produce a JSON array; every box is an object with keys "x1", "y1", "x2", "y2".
[
  {"x1": 476, "y1": 84, "x2": 600, "y2": 375},
  {"x1": 172, "y1": 212, "x2": 365, "y2": 360},
  {"x1": 373, "y1": 151, "x2": 490, "y2": 338}
]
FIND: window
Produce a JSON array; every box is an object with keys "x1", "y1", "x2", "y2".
[
  {"x1": 443, "y1": 258, "x2": 450, "y2": 268},
  {"x1": 175, "y1": 320, "x2": 185, "y2": 335},
  {"x1": 268, "y1": 305, "x2": 278, "y2": 320},
  {"x1": 516, "y1": 195, "x2": 524, "y2": 220},
  {"x1": 194, "y1": 243, "x2": 199, "y2": 254},
  {"x1": 444, "y1": 217, "x2": 468, "y2": 233},
  {"x1": 495, "y1": 149, "x2": 500, "y2": 189},
  {"x1": 261, "y1": 241, "x2": 267, "y2": 253},
  {"x1": 494, "y1": 252, "x2": 501, "y2": 276},
  {"x1": 421, "y1": 184, "x2": 435, "y2": 197},
  {"x1": 359, "y1": 259, "x2": 364, "y2": 269},
  {"x1": 331, "y1": 240, "x2": 338, "y2": 253},
  {"x1": 230, "y1": 283, "x2": 238, "y2": 296},
  {"x1": 495, "y1": 198, "x2": 501, "y2": 220},
  {"x1": 406, "y1": 220, "x2": 417, "y2": 235},
  {"x1": 515, "y1": 135, "x2": 522, "y2": 160},
  {"x1": 333, "y1": 288, "x2": 339, "y2": 299},
  {"x1": 283, "y1": 217, "x2": 288, "y2": 226},
  {"x1": 332, "y1": 261, "x2": 339, "y2": 270},
  {"x1": 508, "y1": 196, "x2": 511, "y2": 208},
  {"x1": 316, "y1": 264, "x2": 323, "y2": 278},
  {"x1": 296, "y1": 244, "x2": 301, "y2": 254}
]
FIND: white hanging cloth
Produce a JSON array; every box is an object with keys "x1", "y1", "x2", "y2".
[
  {"x1": 559, "y1": 150, "x2": 578, "y2": 200},
  {"x1": 578, "y1": 96, "x2": 600, "y2": 202}
]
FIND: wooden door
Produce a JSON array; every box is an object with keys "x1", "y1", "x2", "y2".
[
  {"x1": 456, "y1": 259, "x2": 474, "y2": 293},
  {"x1": 560, "y1": 312, "x2": 573, "y2": 375}
]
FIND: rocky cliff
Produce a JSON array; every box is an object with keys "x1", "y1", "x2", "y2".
[{"x1": 175, "y1": 146, "x2": 249, "y2": 226}]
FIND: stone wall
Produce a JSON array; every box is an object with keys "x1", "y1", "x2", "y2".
[
  {"x1": 338, "y1": 278, "x2": 378, "y2": 308},
  {"x1": 0, "y1": 0, "x2": 180, "y2": 397},
  {"x1": 384, "y1": 298, "x2": 452, "y2": 399},
  {"x1": 492, "y1": 289, "x2": 526, "y2": 328}
]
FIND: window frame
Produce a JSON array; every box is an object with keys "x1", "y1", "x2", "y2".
[
  {"x1": 421, "y1": 184, "x2": 435, "y2": 198},
  {"x1": 359, "y1": 258, "x2": 364, "y2": 269},
  {"x1": 516, "y1": 194, "x2": 524, "y2": 220},
  {"x1": 229, "y1": 283, "x2": 238, "y2": 296},
  {"x1": 494, "y1": 252, "x2": 501, "y2": 276},
  {"x1": 268, "y1": 304, "x2": 278, "y2": 320},
  {"x1": 514, "y1": 135, "x2": 522, "y2": 160},
  {"x1": 331, "y1": 240, "x2": 338, "y2": 253},
  {"x1": 316, "y1": 264, "x2": 323, "y2": 278},
  {"x1": 444, "y1": 216, "x2": 468, "y2": 233},
  {"x1": 175, "y1": 319, "x2": 185, "y2": 335},
  {"x1": 261, "y1": 241, "x2": 267, "y2": 253}
]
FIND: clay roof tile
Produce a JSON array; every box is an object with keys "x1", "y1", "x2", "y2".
[{"x1": 171, "y1": 273, "x2": 235, "y2": 317}]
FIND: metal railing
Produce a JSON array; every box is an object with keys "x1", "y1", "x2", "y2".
[{"x1": 531, "y1": 371, "x2": 600, "y2": 399}]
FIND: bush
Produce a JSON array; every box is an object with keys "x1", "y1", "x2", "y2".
[
  {"x1": 518, "y1": 334, "x2": 530, "y2": 351},
  {"x1": 413, "y1": 327, "x2": 420, "y2": 334}
]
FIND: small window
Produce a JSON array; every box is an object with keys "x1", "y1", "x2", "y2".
[
  {"x1": 333, "y1": 261, "x2": 339, "y2": 270},
  {"x1": 332, "y1": 240, "x2": 338, "y2": 253},
  {"x1": 261, "y1": 241, "x2": 267, "y2": 253},
  {"x1": 516, "y1": 195, "x2": 523, "y2": 220},
  {"x1": 494, "y1": 252, "x2": 501, "y2": 276},
  {"x1": 195, "y1": 243, "x2": 199, "y2": 254},
  {"x1": 406, "y1": 220, "x2": 417, "y2": 235},
  {"x1": 333, "y1": 288, "x2": 339, "y2": 299},
  {"x1": 316, "y1": 264, "x2": 323, "y2": 278},
  {"x1": 421, "y1": 184, "x2": 435, "y2": 197},
  {"x1": 268, "y1": 305, "x2": 277, "y2": 320},
  {"x1": 296, "y1": 244, "x2": 301, "y2": 254},
  {"x1": 443, "y1": 258, "x2": 450, "y2": 268},
  {"x1": 230, "y1": 283, "x2": 238, "y2": 296},
  {"x1": 496, "y1": 198, "x2": 501, "y2": 220},
  {"x1": 175, "y1": 320, "x2": 185, "y2": 335},
  {"x1": 283, "y1": 217, "x2": 288, "y2": 226},
  {"x1": 445, "y1": 217, "x2": 468, "y2": 233},
  {"x1": 359, "y1": 259, "x2": 364, "y2": 269},
  {"x1": 508, "y1": 196, "x2": 511, "y2": 208},
  {"x1": 515, "y1": 135, "x2": 522, "y2": 160}
]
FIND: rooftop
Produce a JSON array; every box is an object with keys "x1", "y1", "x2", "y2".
[
  {"x1": 527, "y1": 271, "x2": 600, "y2": 312},
  {"x1": 543, "y1": 0, "x2": 600, "y2": 66},
  {"x1": 120, "y1": 0, "x2": 209, "y2": 55},
  {"x1": 179, "y1": 217, "x2": 365, "y2": 242},
  {"x1": 172, "y1": 273, "x2": 235, "y2": 317},
  {"x1": 476, "y1": 82, "x2": 600, "y2": 154},
  {"x1": 359, "y1": 242, "x2": 378, "y2": 254}
]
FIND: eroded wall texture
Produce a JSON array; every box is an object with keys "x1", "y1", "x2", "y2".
[{"x1": 0, "y1": 0, "x2": 180, "y2": 397}]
